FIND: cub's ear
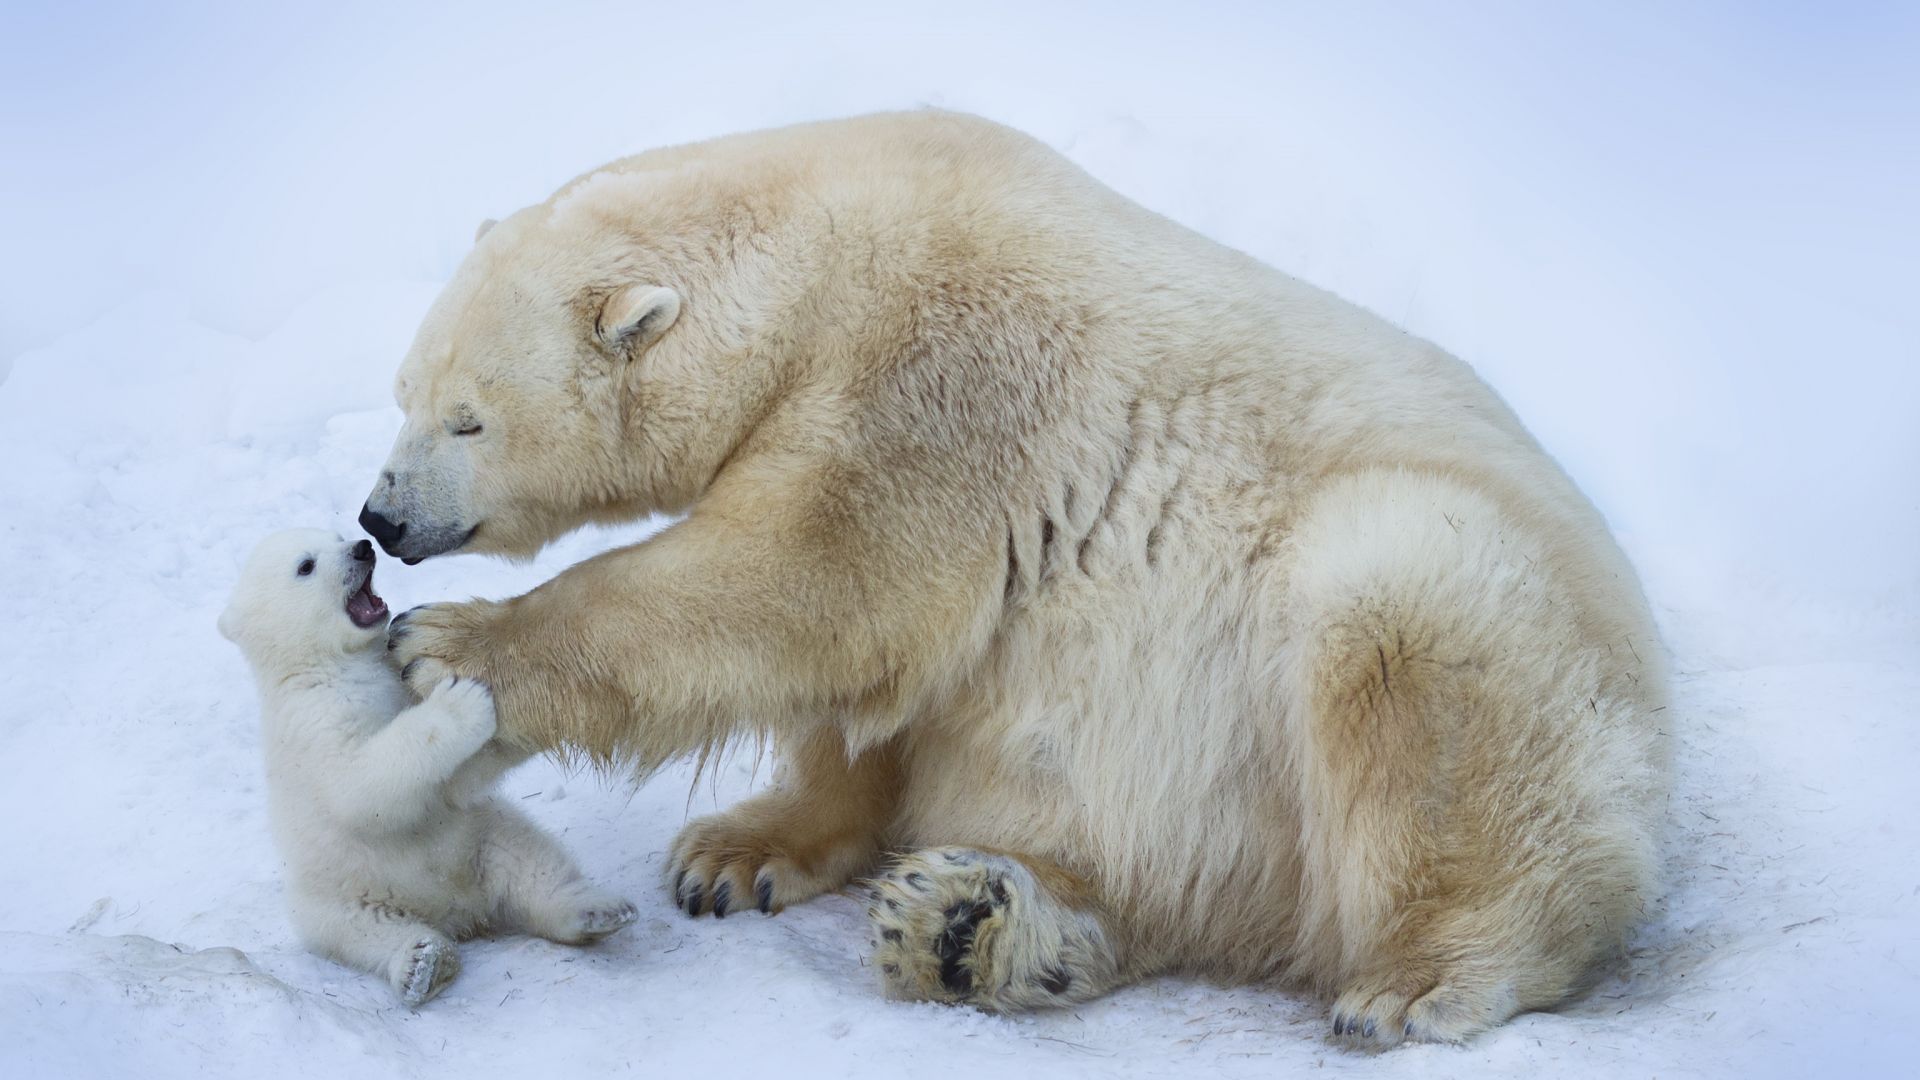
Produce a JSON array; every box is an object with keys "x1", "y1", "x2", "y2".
[
  {"x1": 474, "y1": 218, "x2": 499, "y2": 243},
  {"x1": 595, "y1": 285, "x2": 681, "y2": 354}
]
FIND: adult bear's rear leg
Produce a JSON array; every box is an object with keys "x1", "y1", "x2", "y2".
[
  {"x1": 865, "y1": 847, "x2": 1131, "y2": 1011},
  {"x1": 1281, "y1": 468, "x2": 1664, "y2": 1045}
]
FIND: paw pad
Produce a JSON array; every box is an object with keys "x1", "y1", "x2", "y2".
[{"x1": 864, "y1": 847, "x2": 1118, "y2": 1012}]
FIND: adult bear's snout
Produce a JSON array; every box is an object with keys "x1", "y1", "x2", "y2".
[{"x1": 358, "y1": 504, "x2": 407, "y2": 552}]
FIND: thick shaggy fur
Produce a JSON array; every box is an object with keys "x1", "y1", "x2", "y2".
[
  {"x1": 221, "y1": 530, "x2": 635, "y2": 1005},
  {"x1": 371, "y1": 112, "x2": 1670, "y2": 1043}
]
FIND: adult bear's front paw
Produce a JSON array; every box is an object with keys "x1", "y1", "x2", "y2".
[{"x1": 388, "y1": 600, "x2": 503, "y2": 699}]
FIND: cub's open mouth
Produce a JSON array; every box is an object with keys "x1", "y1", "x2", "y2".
[{"x1": 346, "y1": 574, "x2": 389, "y2": 628}]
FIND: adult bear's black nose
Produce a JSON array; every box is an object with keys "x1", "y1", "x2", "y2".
[
  {"x1": 358, "y1": 504, "x2": 407, "y2": 551},
  {"x1": 351, "y1": 539, "x2": 374, "y2": 562}
]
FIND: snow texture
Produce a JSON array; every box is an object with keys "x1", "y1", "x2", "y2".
[{"x1": 2, "y1": 4, "x2": 1915, "y2": 1078}]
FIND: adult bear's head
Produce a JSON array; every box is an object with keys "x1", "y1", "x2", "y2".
[{"x1": 361, "y1": 155, "x2": 835, "y2": 563}]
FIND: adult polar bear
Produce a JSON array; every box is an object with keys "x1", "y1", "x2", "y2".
[{"x1": 367, "y1": 111, "x2": 1669, "y2": 1044}]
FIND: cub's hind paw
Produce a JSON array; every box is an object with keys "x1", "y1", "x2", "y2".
[
  {"x1": 572, "y1": 898, "x2": 638, "y2": 942},
  {"x1": 391, "y1": 935, "x2": 460, "y2": 1007}
]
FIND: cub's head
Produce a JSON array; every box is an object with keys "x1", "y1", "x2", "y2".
[
  {"x1": 360, "y1": 163, "x2": 817, "y2": 563},
  {"x1": 219, "y1": 529, "x2": 392, "y2": 665}
]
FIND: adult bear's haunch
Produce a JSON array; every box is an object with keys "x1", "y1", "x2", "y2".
[{"x1": 369, "y1": 111, "x2": 1670, "y2": 1044}]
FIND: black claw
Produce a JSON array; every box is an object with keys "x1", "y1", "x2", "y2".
[
  {"x1": 672, "y1": 870, "x2": 686, "y2": 900},
  {"x1": 881, "y1": 928, "x2": 902, "y2": 943},
  {"x1": 904, "y1": 872, "x2": 928, "y2": 891},
  {"x1": 1362, "y1": 1019, "x2": 1376, "y2": 1039},
  {"x1": 401, "y1": 659, "x2": 422, "y2": 683},
  {"x1": 1039, "y1": 968, "x2": 1072, "y2": 995},
  {"x1": 712, "y1": 882, "x2": 732, "y2": 918},
  {"x1": 882, "y1": 963, "x2": 899, "y2": 977},
  {"x1": 988, "y1": 877, "x2": 1009, "y2": 905},
  {"x1": 1404, "y1": 1020, "x2": 1415, "y2": 1038},
  {"x1": 683, "y1": 884, "x2": 703, "y2": 916},
  {"x1": 755, "y1": 877, "x2": 774, "y2": 914},
  {"x1": 1333, "y1": 1015, "x2": 1348, "y2": 1036}
]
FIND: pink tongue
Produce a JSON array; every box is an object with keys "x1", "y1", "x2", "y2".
[{"x1": 346, "y1": 584, "x2": 388, "y2": 626}]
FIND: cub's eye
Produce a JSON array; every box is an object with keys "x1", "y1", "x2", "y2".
[
  {"x1": 297, "y1": 558, "x2": 315, "y2": 577},
  {"x1": 453, "y1": 422, "x2": 483, "y2": 436}
]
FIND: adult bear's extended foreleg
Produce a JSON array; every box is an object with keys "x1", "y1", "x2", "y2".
[{"x1": 386, "y1": 489, "x2": 1001, "y2": 771}]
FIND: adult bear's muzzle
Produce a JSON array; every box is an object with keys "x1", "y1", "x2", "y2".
[{"x1": 358, "y1": 503, "x2": 407, "y2": 552}]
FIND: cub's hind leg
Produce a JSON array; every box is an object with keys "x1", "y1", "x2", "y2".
[
  {"x1": 670, "y1": 728, "x2": 900, "y2": 917},
  {"x1": 478, "y1": 805, "x2": 636, "y2": 945},
  {"x1": 866, "y1": 847, "x2": 1130, "y2": 1012},
  {"x1": 293, "y1": 895, "x2": 461, "y2": 1006},
  {"x1": 1282, "y1": 469, "x2": 1665, "y2": 1046}
]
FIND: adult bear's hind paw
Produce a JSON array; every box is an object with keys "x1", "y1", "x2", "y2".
[{"x1": 865, "y1": 847, "x2": 1121, "y2": 1012}]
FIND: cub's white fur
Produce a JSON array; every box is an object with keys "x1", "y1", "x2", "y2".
[{"x1": 219, "y1": 529, "x2": 635, "y2": 1005}]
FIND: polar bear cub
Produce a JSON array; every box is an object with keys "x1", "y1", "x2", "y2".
[{"x1": 219, "y1": 528, "x2": 636, "y2": 1005}]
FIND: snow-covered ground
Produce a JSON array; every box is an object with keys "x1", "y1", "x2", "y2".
[{"x1": 2, "y1": 4, "x2": 1915, "y2": 1078}]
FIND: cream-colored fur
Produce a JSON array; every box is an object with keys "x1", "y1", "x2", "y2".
[
  {"x1": 221, "y1": 529, "x2": 636, "y2": 1006},
  {"x1": 370, "y1": 111, "x2": 1670, "y2": 1043}
]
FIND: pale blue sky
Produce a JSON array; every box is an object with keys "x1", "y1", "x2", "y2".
[{"x1": 2, "y1": 1, "x2": 1915, "y2": 605}]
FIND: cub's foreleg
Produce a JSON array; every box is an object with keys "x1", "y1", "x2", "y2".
[{"x1": 322, "y1": 677, "x2": 496, "y2": 828}]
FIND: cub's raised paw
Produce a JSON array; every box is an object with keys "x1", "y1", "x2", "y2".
[
  {"x1": 865, "y1": 847, "x2": 1120, "y2": 1012},
  {"x1": 391, "y1": 935, "x2": 461, "y2": 1007},
  {"x1": 427, "y1": 675, "x2": 497, "y2": 742}
]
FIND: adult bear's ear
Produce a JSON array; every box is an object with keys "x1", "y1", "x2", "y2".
[
  {"x1": 595, "y1": 285, "x2": 681, "y2": 355},
  {"x1": 474, "y1": 218, "x2": 499, "y2": 243}
]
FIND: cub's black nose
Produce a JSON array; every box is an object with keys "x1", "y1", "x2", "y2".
[
  {"x1": 351, "y1": 539, "x2": 374, "y2": 562},
  {"x1": 358, "y1": 504, "x2": 407, "y2": 550}
]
